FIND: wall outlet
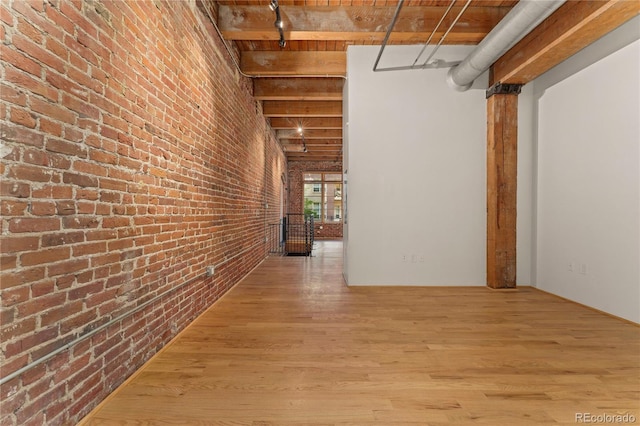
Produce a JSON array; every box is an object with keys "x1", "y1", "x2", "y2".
[
  {"x1": 206, "y1": 266, "x2": 215, "y2": 277},
  {"x1": 568, "y1": 262, "x2": 574, "y2": 272},
  {"x1": 579, "y1": 263, "x2": 587, "y2": 275}
]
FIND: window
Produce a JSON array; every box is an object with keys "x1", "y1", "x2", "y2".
[{"x1": 303, "y1": 172, "x2": 343, "y2": 223}]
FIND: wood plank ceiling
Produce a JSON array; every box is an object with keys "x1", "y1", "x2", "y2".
[{"x1": 213, "y1": 0, "x2": 519, "y2": 162}]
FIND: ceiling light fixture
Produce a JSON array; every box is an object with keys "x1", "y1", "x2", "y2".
[{"x1": 269, "y1": 0, "x2": 286, "y2": 48}]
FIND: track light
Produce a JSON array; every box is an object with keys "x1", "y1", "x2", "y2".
[{"x1": 269, "y1": 0, "x2": 286, "y2": 48}]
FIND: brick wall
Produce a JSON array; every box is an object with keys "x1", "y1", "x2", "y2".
[
  {"x1": 0, "y1": 0, "x2": 286, "y2": 424},
  {"x1": 287, "y1": 160, "x2": 343, "y2": 240}
]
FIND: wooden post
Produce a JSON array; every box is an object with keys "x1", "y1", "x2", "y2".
[{"x1": 486, "y1": 83, "x2": 521, "y2": 289}]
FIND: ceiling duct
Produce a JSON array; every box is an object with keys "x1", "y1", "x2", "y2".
[{"x1": 446, "y1": 0, "x2": 566, "y2": 91}]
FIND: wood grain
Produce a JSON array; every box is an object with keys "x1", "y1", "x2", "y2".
[
  {"x1": 79, "y1": 241, "x2": 639, "y2": 425},
  {"x1": 491, "y1": 0, "x2": 640, "y2": 85},
  {"x1": 486, "y1": 93, "x2": 518, "y2": 289}
]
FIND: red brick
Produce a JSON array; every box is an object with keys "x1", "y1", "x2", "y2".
[
  {"x1": 89, "y1": 149, "x2": 117, "y2": 165},
  {"x1": 63, "y1": 33, "x2": 98, "y2": 67},
  {"x1": 61, "y1": 93, "x2": 99, "y2": 120},
  {"x1": 62, "y1": 172, "x2": 97, "y2": 187},
  {"x1": 9, "y1": 106, "x2": 37, "y2": 128},
  {"x1": 2, "y1": 286, "x2": 30, "y2": 306},
  {"x1": 4, "y1": 66, "x2": 57, "y2": 101},
  {"x1": 72, "y1": 242, "x2": 106, "y2": 257},
  {"x1": 63, "y1": 125, "x2": 83, "y2": 142},
  {"x1": 0, "y1": 180, "x2": 31, "y2": 198},
  {"x1": 12, "y1": 0, "x2": 63, "y2": 40},
  {"x1": 55, "y1": 200, "x2": 76, "y2": 215},
  {"x1": 0, "y1": 199, "x2": 29, "y2": 216},
  {"x1": 0, "y1": 45, "x2": 41, "y2": 77},
  {"x1": 1, "y1": 122, "x2": 44, "y2": 147},
  {"x1": 48, "y1": 258, "x2": 89, "y2": 277},
  {"x1": 41, "y1": 231, "x2": 84, "y2": 248},
  {"x1": 8, "y1": 217, "x2": 60, "y2": 233},
  {"x1": 62, "y1": 216, "x2": 99, "y2": 229},
  {"x1": 72, "y1": 160, "x2": 108, "y2": 177},
  {"x1": 0, "y1": 236, "x2": 39, "y2": 253},
  {"x1": 29, "y1": 201, "x2": 56, "y2": 216},
  {"x1": 40, "y1": 300, "x2": 82, "y2": 327},
  {"x1": 31, "y1": 184, "x2": 73, "y2": 199},
  {"x1": 31, "y1": 279, "x2": 55, "y2": 297},
  {"x1": 7, "y1": 163, "x2": 54, "y2": 182},
  {"x1": 3, "y1": 326, "x2": 58, "y2": 358},
  {"x1": 16, "y1": 16, "x2": 42, "y2": 42},
  {"x1": 20, "y1": 246, "x2": 70, "y2": 266},
  {"x1": 12, "y1": 33, "x2": 65, "y2": 73},
  {"x1": 0, "y1": 316, "x2": 36, "y2": 343},
  {"x1": 40, "y1": 118, "x2": 64, "y2": 136},
  {"x1": 60, "y1": 309, "x2": 97, "y2": 335},
  {"x1": 67, "y1": 65, "x2": 103, "y2": 94},
  {"x1": 30, "y1": 96, "x2": 77, "y2": 124},
  {"x1": 0, "y1": 83, "x2": 27, "y2": 106},
  {"x1": 0, "y1": 4, "x2": 13, "y2": 25},
  {"x1": 45, "y1": 5, "x2": 74, "y2": 36},
  {"x1": 0, "y1": 267, "x2": 45, "y2": 289}
]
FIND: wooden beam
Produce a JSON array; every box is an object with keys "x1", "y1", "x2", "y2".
[
  {"x1": 286, "y1": 154, "x2": 342, "y2": 161},
  {"x1": 486, "y1": 92, "x2": 518, "y2": 289},
  {"x1": 277, "y1": 129, "x2": 342, "y2": 139},
  {"x1": 241, "y1": 51, "x2": 346, "y2": 76},
  {"x1": 263, "y1": 101, "x2": 342, "y2": 117},
  {"x1": 282, "y1": 144, "x2": 342, "y2": 154},
  {"x1": 219, "y1": 5, "x2": 510, "y2": 44},
  {"x1": 254, "y1": 78, "x2": 344, "y2": 101},
  {"x1": 492, "y1": 0, "x2": 640, "y2": 85},
  {"x1": 269, "y1": 117, "x2": 343, "y2": 130}
]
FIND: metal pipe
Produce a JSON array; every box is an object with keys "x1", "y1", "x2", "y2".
[
  {"x1": 447, "y1": 0, "x2": 566, "y2": 91},
  {"x1": 372, "y1": 0, "x2": 406, "y2": 72},
  {"x1": 0, "y1": 241, "x2": 264, "y2": 386}
]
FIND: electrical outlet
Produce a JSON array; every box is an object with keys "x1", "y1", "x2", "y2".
[
  {"x1": 579, "y1": 264, "x2": 587, "y2": 275},
  {"x1": 568, "y1": 262, "x2": 574, "y2": 272},
  {"x1": 206, "y1": 266, "x2": 215, "y2": 277},
  {"x1": 402, "y1": 254, "x2": 407, "y2": 262}
]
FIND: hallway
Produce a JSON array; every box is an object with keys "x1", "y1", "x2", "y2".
[{"x1": 80, "y1": 241, "x2": 639, "y2": 425}]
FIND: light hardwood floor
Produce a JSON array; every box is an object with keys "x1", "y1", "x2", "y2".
[{"x1": 80, "y1": 241, "x2": 639, "y2": 425}]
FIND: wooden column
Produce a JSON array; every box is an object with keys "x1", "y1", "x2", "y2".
[{"x1": 486, "y1": 83, "x2": 520, "y2": 289}]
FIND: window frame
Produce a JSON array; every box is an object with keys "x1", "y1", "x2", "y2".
[{"x1": 303, "y1": 172, "x2": 343, "y2": 224}]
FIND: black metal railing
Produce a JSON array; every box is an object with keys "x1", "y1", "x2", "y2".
[
  {"x1": 266, "y1": 214, "x2": 314, "y2": 256},
  {"x1": 266, "y1": 220, "x2": 284, "y2": 254}
]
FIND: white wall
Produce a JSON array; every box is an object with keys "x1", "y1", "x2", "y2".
[
  {"x1": 344, "y1": 45, "x2": 534, "y2": 286},
  {"x1": 534, "y1": 18, "x2": 640, "y2": 323}
]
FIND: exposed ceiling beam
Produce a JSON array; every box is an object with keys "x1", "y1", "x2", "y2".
[
  {"x1": 254, "y1": 78, "x2": 344, "y2": 101},
  {"x1": 263, "y1": 101, "x2": 342, "y2": 117},
  {"x1": 281, "y1": 140, "x2": 343, "y2": 146},
  {"x1": 492, "y1": 0, "x2": 640, "y2": 85},
  {"x1": 241, "y1": 51, "x2": 346, "y2": 76},
  {"x1": 286, "y1": 154, "x2": 343, "y2": 161},
  {"x1": 269, "y1": 117, "x2": 343, "y2": 130},
  {"x1": 219, "y1": 5, "x2": 510, "y2": 43},
  {"x1": 277, "y1": 129, "x2": 342, "y2": 139}
]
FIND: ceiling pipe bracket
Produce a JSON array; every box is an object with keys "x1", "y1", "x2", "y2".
[{"x1": 486, "y1": 82, "x2": 523, "y2": 98}]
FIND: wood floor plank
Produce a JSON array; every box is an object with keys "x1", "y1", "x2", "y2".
[{"x1": 79, "y1": 241, "x2": 640, "y2": 425}]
